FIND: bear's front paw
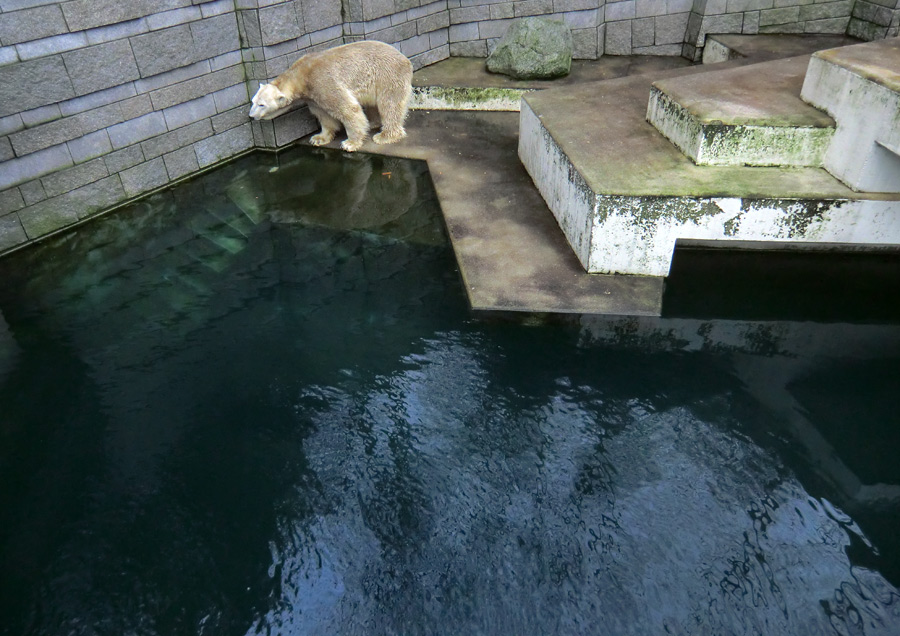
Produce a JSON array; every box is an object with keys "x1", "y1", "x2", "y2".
[
  {"x1": 310, "y1": 132, "x2": 334, "y2": 146},
  {"x1": 341, "y1": 139, "x2": 364, "y2": 152}
]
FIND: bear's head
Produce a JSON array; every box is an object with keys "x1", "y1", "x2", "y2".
[{"x1": 249, "y1": 83, "x2": 292, "y2": 120}]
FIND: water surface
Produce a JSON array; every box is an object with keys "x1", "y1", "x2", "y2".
[{"x1": 1, "y1": 147, "x2": 899, "y2": 636}]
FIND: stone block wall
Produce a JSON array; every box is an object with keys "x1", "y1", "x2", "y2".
[
  {"x1": 0, "y1": 0, "x2": 252, "y2": 255},
  {"x1": 0, "y1": 0, "x2": 892, "y2": 257},
  {"x1": 682, "y1": 0, "x2": 856, "y2": 60},
  {"x1": 848, "y1": 0, "x2": 900, "y2": 40}
]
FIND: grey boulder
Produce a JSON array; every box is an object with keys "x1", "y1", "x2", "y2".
[{"x1": 486, "y1": 17, "x2": 573, "y2": 80}]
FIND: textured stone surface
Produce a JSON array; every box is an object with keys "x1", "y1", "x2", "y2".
[
  {"x1": 0, "y1": 56, "x2": 75, "y2": 117},
  {"x1": 63, "y1": 40, "x2": 141, "y2": 96},
  {"x1": 0, "y1": 144, "x2": 73, "y2": 191},
  {"x1": 120, "y1": 157, "x2": 169, "y2": 197},
  {"x1": 0, "y1": 5, "x2": 68, "y2": 46},
  {"x1": 0, "y1": 212, "x2": 26, "y2": 252},
  {"x1": 487, "y1": 17, "x2": 573, "y2": 79},
  {"x1": 40, "y1": 158, "x2": 109, "y2": 198}
]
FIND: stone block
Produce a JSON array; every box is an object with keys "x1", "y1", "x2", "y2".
[
  {"x1": 68, "y1": 130, "x2": 114, "y2": 164},
  {"x1": 192, "y1": 11, "x2": 240, "y2": 56},
  {"x1": 758, "y1": 20, "x2": 806, "y2": 31},
  {"x1": 141, "y1": 119, "x2": 212, "y2": 158},
  {"x1": 655, "y1": 12, "x2": 689, "y2": 43},
  {"x1": 295, "y1": 0, "x2": 343, "y2": 33},
  {"x1": 309, "y1": 24, "x2": 341, "y2": 44},
  {"x1": 210, "y1": 50, "x2": 243, "y2": 71},
  {"x1": 119, "y1": 157, "x2": 169, "y2": 197},
  {"x1": 105, "y1": 145, "x2": 146, "y2": 173},
  {"x1": 491, "y1": 3, "x2": 515, "y2": 19},
  {"x1": 0, "y1": 114, "x2": 24, "y2": 137},
  {"x1": 759, "y1": 5, "x2": 801, "y2": 23},
  {"x1": 555, "y1": 0, "x2": 598, "y2": 10},
  {"x1": 59, "y1": 84, "x2": 137, "y2": 117},
  {"x1": 0, "y1": 45, "x2": 18, "y2": 65},
  {"x1": 633, "y1": 43, "x2": 683, "y2": 54},
  {"x1": 201, "y1": 0, "x2": 235, "y2": 18},
  {"x1": 18, "y1": 180, "x2": 45, "y2": 205},
  {"x1": 0, "y1": 143, "x2": 72, "y2": 191},
  {"x1": 632, "y1": 17, "x2": 655, "y2": 45},
  {"x1": 450, "y1": 6, "x2": 491, "y2": 23},
  {"x1": 399, "y1": 34, "x2": 431, "y2": 57},
  {"x1": 18, "y1": 194, "x2": 80, "y2": 238},
  {"x1": 0, "y1": 137, "x2": 13, "y2": 162},
  {"x1": 194, "y1": 122, "x2": 252, "y2": 166},
  {"x1": 449, "y1": 21, "x2": 480, "y2": 40},
  {"x1": 16, "y1": 32, "x2": 89, "y2": 61},
  {"x1": 149, "y1": 65, "x2": 245, "y2": 110},
  {"x1": 478, "y1": 18, "x2": 514, "y2": 38},
  {"x1": 669, "y1": 0, "x2": 694, "y2": 11},
  {"x1": 108, "y1": 112, "x2": 168, "y2": 149},
  {"x1": 572, "y1": 26, "x2": 599, "y2": 58},
  {"x1": 146, "y1": 5, "x2": 202, "y2": 30},
  {"x1": 130, "y1": 25, "x2": 197, "y2": 78},
  {"x1": 804, "y1": 15, "x2": 851, "y2": 30},
  {"x1": 743, "y1": 10, "x2": 761, "y2": 32},
  {"x1": 0, "y1": 188, "x2": 25, "y2": 215},
  {"x1": 134, "y1": 60, "x2": 211, "y2": 95},
  {"x1": 0, "y1": 212, "x2": 27, "y2": 252},
  {"x1": 163, "y1": 145, "x2": 200, "y2": 180},
  {"x1": 799, "y1": 0, "x2": 852, "y2": 20},
  {"x1": 363, "y1": 0, "x2": 395, "y2": 21},
  {"x1": 342, "y1": 0, "x2": 365, "y2": 22},
  {"x1": 514, "y1": 0, "x2": 554, "y2": 16},
  {"x1": 411, "y1": 42, "x2": 449, "y2": 68},
  {"x1": 430, "y1": 27, "x2": 450, "y2": 47},
  {"x1": 846, "y1": 17, "x2": 887, "y2": 40},
  {"x1": 727, "y1": 0, "x2": 773, "y2": 11},
  {"x1": 163, "y1": 94, "x2": 217, "y2": 129},
  {"x1": 258, "y1": 2, "x2": 301, "y2": 44},
  {"x1": 20, "y1": 104, "x2": 61, "y2": 128},
  {"x1": 636, "y1": 0, "x2": 667, "y2": 17},
  {"x1": 212, "y1": 83, "x2": 249, "y2": 112},
  {"x1": 561, "y1": 9, "x2": 599, "y2": 28},
  {"x1": 450, "y1": 39, "x2": 487, "y2": 56},
  {"x1": 63, "y1": 40, "x2": 141, "y2": 96},
  {"x1": 210, "y1": 106, "x2": 248, "y2": 133},
  {"x1": 604, "y1": 18, "x2": 631, "y2": 54},
  {"x1": 68, "y1": 175, "x2": 127, "y2": 219},
  {"x1": 0, "y1": 56, "x2": 75, "y2": 117},
  {"x1": 85, "y1": 18, "x2": 150, "y2": 46},
  {"x1": 418, "y1": 10, "x2": 451, "y2": 32},
  {"x1": 272, "y1": 109, "x2": 315, "y2": 146},
  {"x1": 40, "y1": 158, "x2": 109, "y2": 198},
  {"x1": 0, "y1": 4, "x2": 68, "y2": 46},
  {"x1": 606, "y1": 0, "x2": 636, "y2": 20},
  {"x1": 61, "y1": 0, "x2": 192, "y2": 32}
]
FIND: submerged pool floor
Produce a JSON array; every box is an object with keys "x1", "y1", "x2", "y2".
[{"x1": 1, "y1": 147, "x2": 899, "y2": 635}]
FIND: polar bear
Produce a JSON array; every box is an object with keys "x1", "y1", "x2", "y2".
[{"x1": 249, "y1": 40, "x2": 413, "y2": 152}]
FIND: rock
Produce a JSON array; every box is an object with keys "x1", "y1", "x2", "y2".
[{"x1": 486, "y1": 17, "x2": 573, "y2": 80}]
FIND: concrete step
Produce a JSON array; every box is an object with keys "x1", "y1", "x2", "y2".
[
  {"x1": 801, "y1": 37, "x2": 900, "y2": 193},
  {"x1": 519, "y1": 57, "x2": 900, "y2": 277},
  {"x1": 647, "y1": 56, "x2": 835, "y2": 167}
]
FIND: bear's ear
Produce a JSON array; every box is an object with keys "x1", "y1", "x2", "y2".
[{"x1": 273, "y1": 89, "x2": 290, "y2": 108}]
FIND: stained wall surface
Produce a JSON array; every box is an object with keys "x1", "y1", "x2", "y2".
[{"x1": 0, "y1": 0, "x2": 892, "y2": 256}]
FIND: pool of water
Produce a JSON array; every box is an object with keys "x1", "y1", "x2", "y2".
[{"x1": 1, "y1": 146, "x2": 899, "y2": 636}]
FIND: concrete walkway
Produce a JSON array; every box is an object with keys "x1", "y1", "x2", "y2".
[{"x1": 299, "y1": 36, "x2": 872, "y2": 316}]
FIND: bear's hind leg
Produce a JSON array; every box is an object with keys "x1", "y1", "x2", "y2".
[
  {"x1": 373, "y1": 79, "x2": 412, "y2": 145},
  {"x1": 308, "y1": 104, "x2": 341, "y2": 146}
]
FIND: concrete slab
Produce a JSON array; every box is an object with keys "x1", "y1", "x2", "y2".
[
  {"x1": 802, "y1": 37, "x2": 900, "y2": 193},
  {"x1": 410, "y1": 56, "x2": 692, "y2": 111},
  {"x1": 648, "y1": 56, "x2": 835, "y2": 167},
  {"x1": 520, "y1": 56, "x2": 900, "y2": 276},
  {"x1": 704, "y1": 34, "x2": 862, "y2": 63}
]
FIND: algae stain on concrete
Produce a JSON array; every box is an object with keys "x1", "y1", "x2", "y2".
[{"x1": 411, "y1": 86, "x2": 529, "y2": 111}]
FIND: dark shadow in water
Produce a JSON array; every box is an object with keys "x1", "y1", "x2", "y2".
[{"x1": 663, "y1": 245, "x2": 900, "y2": 323}]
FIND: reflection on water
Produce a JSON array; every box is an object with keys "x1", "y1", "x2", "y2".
[{"x1": 0, "y1": 146, "x2": 898, "y2": 636}]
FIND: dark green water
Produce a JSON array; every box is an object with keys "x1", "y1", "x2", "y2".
[{"x1": 1, "y1": 147, "x2": 899, "y2": 636}]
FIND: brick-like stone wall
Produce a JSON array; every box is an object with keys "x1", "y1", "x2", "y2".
[
  {"x1": 682, "y1": 0, "x2": 856, "y2": 60},
  {"x1": 848, "y1": 0, "x2": 900, "y2": 40},
  {"x1": 0, "y1": 0, "x2": 890, "y2": 257}
]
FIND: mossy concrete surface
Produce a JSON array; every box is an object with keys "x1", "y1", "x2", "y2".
[{"x1": 521, "y1": 38, "x2": 900, "y2": 277}]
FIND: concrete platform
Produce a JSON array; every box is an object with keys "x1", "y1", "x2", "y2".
[
  {"x1": 802, "y1": 37, "x2": 900, "y2": 193},
  {"x1": 521, "y1": 40, "x2": 900, "y2": 277},
  {"x1": 647, "y1": 56, "x2": 835, "y2": 167},
  {"x1": 299, "y1": 35, "x2": 896, "y2": 314}
]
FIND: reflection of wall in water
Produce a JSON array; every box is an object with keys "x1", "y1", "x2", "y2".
[{"x1": 579, "y1": 314, "x2": 900, "y2": 519}]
